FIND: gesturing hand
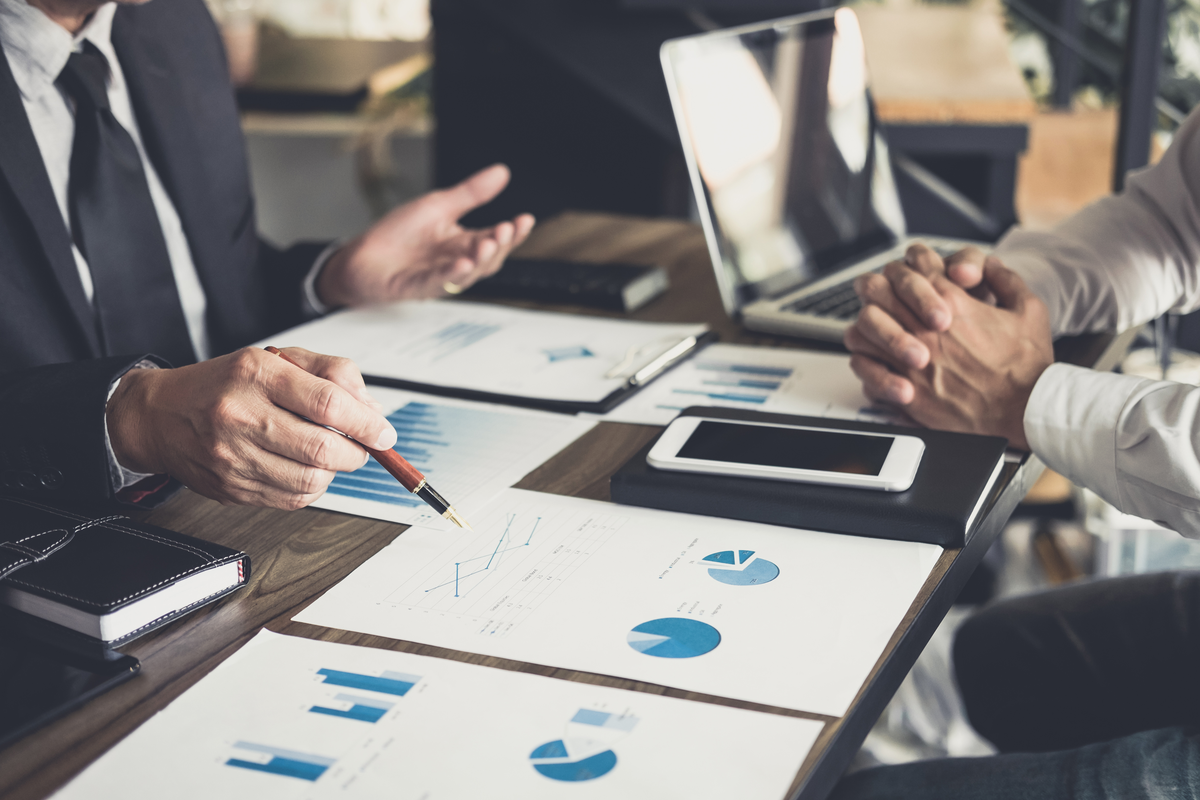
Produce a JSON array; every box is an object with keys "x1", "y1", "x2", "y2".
[
  {"x1": 845, "y1": 261, "x2": 1054, "y2": 450},
  {"x1": 316, "y1": 164, "x2": 536, "y2": 307},
  {"x1": 105, "y1": 347, "x2": 397, "y2": 509}
]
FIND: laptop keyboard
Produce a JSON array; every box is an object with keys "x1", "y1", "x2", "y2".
[
  {"x1": 781, "y1": 283, "x2": 862, "y2": 319},
  {"x1": 780, "y1": 245, "x2": 961, "y2": 321}
]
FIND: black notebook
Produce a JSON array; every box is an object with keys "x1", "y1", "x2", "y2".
[
  {"x1": 0, "y1": 497, "x2": 249, "y2": 644},
  {"x1": 610, "y1": 408, "x2": 1009, "y2": 548},
  {"x1": 464, "y1": 258, "x2": 670, "y2": 312}
]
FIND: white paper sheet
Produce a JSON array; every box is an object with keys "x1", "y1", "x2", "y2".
[
  {"x1": 53, "y1": 631, "x2": 823, "y2": 800},
  {"x1": 297, "y1": 489, "x2": 943, "y2": 717},
  {"x1": 589, "y1": 343, "x2": 902, "y2": 426},
  {"x1": 261, "y1": 300, "x2": 708, "y2": 404},
  {"x1": 315, "y1": 387, "x2": 595, "y2": 528}
]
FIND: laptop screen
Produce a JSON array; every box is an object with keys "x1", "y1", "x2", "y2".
[{"x1": 662, "y1": 9, "x2": 907, "y2": 312}]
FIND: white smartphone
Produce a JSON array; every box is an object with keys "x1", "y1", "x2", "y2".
[{"x1": 646, "y1": 417, "x2": 926, "y2": 492}]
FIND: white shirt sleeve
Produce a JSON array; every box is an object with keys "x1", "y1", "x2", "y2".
[
  {"x1": 1026, "y1": 364, "x2": 1200, "y2": 536},
  {"x1": 996, "y1": 106, "x2": 1200, "y2": 338},
  {"x1": 104, "y1": 360, "x2": 159, "y2": 492},
  {"x1": 1001, "y1": 104, "x2": 1200, "y2": 535}
]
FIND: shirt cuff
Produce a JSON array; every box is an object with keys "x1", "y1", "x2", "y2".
[
  {"x1": 1023, "y1": 363, "x2": 1152, "y2": 506},
  {"x1": 301, "y1": 240, "x2": 344, "y2": 318},
  {"x1": 104, "y1": 359, "x2": 160, "y2": 493}
]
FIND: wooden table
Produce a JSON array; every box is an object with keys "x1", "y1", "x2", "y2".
[{"x1": 0, "y1": 212, "x2": 1132, "y2": 800}]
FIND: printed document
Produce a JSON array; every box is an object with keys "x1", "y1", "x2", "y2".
[
  {"x1": 592, "y1": 343, "x2": 901, "y2": 426},
  {"x1": 53, "y1": 631, "x2": 822, "y2": 800},
  {"x1": 297, "y1": 489, "x2": 943, "y2": 717},
  {"x1": 316, "y1": 387, "x2": 594, "y2": 527},
  {"x1": 265, "y1": 300, "x2": 707, "y2": 404}
]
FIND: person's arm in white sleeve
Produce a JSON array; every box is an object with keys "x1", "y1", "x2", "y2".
[
  {"x1": 997, "y1": 106, "x2": 1200, "y2": 337},
  {"x1": 1026, "y1": 363, "x2": 1200, "y2": 536}
]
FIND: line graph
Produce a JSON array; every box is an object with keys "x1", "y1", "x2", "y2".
[
  {"x1": 423, "y1": 514, "x2": 542, "y2": 597},
  {"x1": 376, "y1": 502, "x2": 626, "y2": 636}
]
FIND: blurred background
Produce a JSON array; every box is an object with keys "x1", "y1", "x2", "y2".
[{"x1": 205, "y1": 0, "x2": 1200, "y2": 769}]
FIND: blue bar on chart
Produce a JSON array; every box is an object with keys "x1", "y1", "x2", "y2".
[
  {"x1": 411, "y1": 322, "x2": 502, "y2": 362},
  {"x1": 317, "y1": 667, "x2": 421, "y2": 696},
  {"x1": 571, "y1": 708, "x2": 639, "y2": 732},
  {"x1": 694, "y1": 362, "x2": 794, "y2": 378},
  {"x1": 309, "y1": 693, "x2": 395, "y2": 723},
  {"x1": 324, "y1": 402, "x2": 444, "y2": 507},
  {"x1": 225, "y1": 741, "x2": 336, "y2": 781},
  {"x1": 672, "y1": 388, "x2": 769, "y2": 404}
]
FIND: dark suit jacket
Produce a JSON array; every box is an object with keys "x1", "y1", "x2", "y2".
[{"x1": 0, "y1": 0, "x2": 326, "y2": 502}]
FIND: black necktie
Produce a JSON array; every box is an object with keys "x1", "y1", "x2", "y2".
[{"x1": 57, "y1": 43, "x2": 197, "y2": 366}]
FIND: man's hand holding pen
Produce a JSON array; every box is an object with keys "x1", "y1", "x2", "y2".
[{"x1": 105, "y1": 347, "x2": 396, "y2": 509}]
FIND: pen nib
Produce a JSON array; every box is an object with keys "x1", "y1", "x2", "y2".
[{"x1": 442, "y1": 506, "x2": 473, "y2": 531}]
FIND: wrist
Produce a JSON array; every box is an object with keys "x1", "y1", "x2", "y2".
[
  {"x1": 314, "y1": 238, "x2": 363, "y2": 309},
  {"x1": 106, "y1": 368, "x2": 160, "y2": 474}
]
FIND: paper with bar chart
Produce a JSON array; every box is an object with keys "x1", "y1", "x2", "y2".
[
  {"x1": 265, "y1": 299, "x2": 708, "y2": 404},
  {"x1": 312, "y1": 387, "x2": 594, "y2": 526},
  {"x1": 53, "y1": 631, "x2": 822, "y2": 799},
  {"x1": 589, "y1": 343, "x2": 904, "y2": 426},
  {"x1": 297, "y1": 489, "x2": 942, "y2": 716}
]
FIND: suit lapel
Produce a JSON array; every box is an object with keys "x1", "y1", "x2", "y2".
[
  {"x1": 111, "y1": 11, "x2": 220, "y2": 306},
  {"x1": 0, "y1": 40, "x2": 101, "y2": 357}
]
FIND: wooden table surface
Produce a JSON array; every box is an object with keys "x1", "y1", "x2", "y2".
[{"x1": 0, "y1": 211, "x2": 1127, "y2": 800}]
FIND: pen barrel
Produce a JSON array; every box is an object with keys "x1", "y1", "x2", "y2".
[{"x1": 363, "y1": 445, "x2": 424, "y2": 492}]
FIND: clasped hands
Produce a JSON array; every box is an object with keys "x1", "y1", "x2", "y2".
[
  {"x1": 107, "y1": 165, "x2": 534, "y2": 508},
  {"x1": 843, "y1": 244, "x2": 1054, "y2": 450}
]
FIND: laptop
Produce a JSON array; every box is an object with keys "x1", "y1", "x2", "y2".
[{"x1": 660, "y1": 8, "x2": 984, "y2": 341}]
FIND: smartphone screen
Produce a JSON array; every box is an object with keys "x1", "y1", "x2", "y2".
[
  {"x1": 675, "y1": 421, "x2": 894, "y2": 476},
  {"x1": 0, "y1": 612, "x2": 139, "y2": 750}
]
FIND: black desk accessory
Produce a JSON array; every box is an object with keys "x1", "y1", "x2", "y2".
[
  {"x1": 0, "y1": 605, "x2": 140, "y2": 751},
  {"x1": 610, "y1": 407, "x2": 1007, "y2": 547},
  {"x1": 0, "y1": 496, "x2": 250, "y2": 644},
  {"x1": 465, "y1": 258, "x2": 669, "y2": 312}
]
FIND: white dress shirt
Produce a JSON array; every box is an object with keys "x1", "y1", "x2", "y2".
[{"x1": 995, "y1": 104, "x2": 1200, "y2": 535}]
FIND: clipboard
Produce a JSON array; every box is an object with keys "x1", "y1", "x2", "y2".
[{"x1": 363, "y1": 329, "x2": 720, "y2": 414}]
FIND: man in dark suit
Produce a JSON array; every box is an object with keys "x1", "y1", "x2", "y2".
[{"x1": 0, "y1": 0, "x2": 533, "y2": 508}]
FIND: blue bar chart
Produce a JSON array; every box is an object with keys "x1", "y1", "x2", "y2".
[
  {"x1": 317, "y1": 667, "x2": 421, "y2": 696},
  {"x1": 225, "y1": 741, "x2": 335, "y2": 781},
  {"x1": 661, "y1": 361, "x2": 794, "y2": 409},
  {"x1": 309, "y1": 693, "x2": 395, "y2": 723},
  {"x1": 320, "y1": 399, "x2": 593, "y2": 525}
]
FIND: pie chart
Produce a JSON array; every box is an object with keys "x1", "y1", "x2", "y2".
[
  {"x1": 626, "y1": 617, "x2": 721, "y2": 658},
  {"x1": 703, "y1": 550, "x2": 780, "y2": 586},
  {"x1": 529, "y1": 739, "x2": 617, "y2": 782}
]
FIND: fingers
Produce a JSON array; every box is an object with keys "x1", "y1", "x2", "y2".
[
  {"x1": 439, "y1": 213, "x2": 537, "y2": 296},
  {"x1": 846, "y1": 302, "x2": 930, "y2": 371},
  {"x1": 982, "y1": 262, "x2": 1033, "y2": 311},
  {"x1": 903, "y1": 243, "x2": 947, "y2": 279},
  {"x1": 882, "y1": 260, "x2": 951, "y2": 332},
  {"x1": 257, "y1": 405, "x2": 371, "y2": 474},
  {"x1": 260, "y1": 351, "x2": 397, "y2": 451},
  {"x1": 438, "y1": 163, "x2": 512, "y2": 219},
  {"x1": 944, "y1": 247, "x2": 987, "y2": 290},
  {"x1": 848, "y1": 353, "x2": 916, "y2": 406},
  {"x1": 277, "y1": 347, "x2": 382, "y2": 413}
]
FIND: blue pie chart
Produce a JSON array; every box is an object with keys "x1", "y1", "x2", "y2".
[
  {"x1": 703, "y1": 550, "x2": 780, "y2": 586},
  {"x1": 626, "y1": 617, "x2": 721, "y2": 659},
  {"x1": 529, "y1": 740, "x2": 617, "y2": 782}
]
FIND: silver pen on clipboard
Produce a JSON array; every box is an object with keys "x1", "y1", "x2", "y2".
[{"x1": 604, "y1": 334, "x2": 702, "y2": 387}]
